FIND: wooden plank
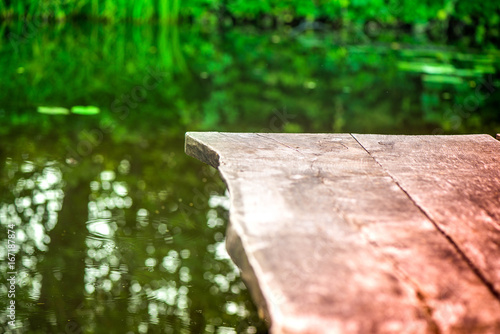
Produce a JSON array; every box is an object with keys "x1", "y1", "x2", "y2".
[
  {"x1": 354, "y1": 134, "x2": 500, "y2": 297},
  {"x1": 185, "y1": 132, "x2": 500, "y2": 334}
]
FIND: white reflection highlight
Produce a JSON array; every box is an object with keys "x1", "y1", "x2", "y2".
[{"x1": 86, "y1": 219, "x2": 117, "y2": 238}]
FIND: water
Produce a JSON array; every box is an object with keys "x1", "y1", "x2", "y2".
[{"x1": 0, "y1": 21, "x2": 499, "y2": 333}]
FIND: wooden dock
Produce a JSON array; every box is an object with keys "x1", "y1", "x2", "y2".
[{"x1": 185, "y1": 132, "x2": 500, "y2": 334}]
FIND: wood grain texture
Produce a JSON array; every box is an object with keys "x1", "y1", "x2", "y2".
[
  {"x1": 354, "y1": 134, "x2": 500, "y2": 297},
  {"x1": 185, "y1": 132, "x2": 500, "y2": 334}
]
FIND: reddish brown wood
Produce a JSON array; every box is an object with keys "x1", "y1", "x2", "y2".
[
  {"x1": 354, "y1": 134, "x2": 500, "y2": 297},
  {"x1": 185, "y1": 132, "x2": 500, "y2": 334}
]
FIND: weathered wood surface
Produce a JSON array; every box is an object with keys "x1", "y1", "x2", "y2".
[
  {"x1": 185, "y1": 132, "x2": 500, "y2": 334},
  {"x1": 354, "y1": 134, "x2": 500, "y2": 296}
]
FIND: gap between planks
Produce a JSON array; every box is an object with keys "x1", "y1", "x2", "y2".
[{"x1": 350, "y1": 133, "x2": 500, "y2": 303}]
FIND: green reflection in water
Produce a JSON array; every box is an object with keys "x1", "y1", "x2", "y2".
[
  {"x1": 0, "y1": 20, "x2": 499, "y2": 334},
  {"x1": 0, "y1": 124, "x2": 266, "y2": 333},
  {"x1": 1, "y1": 22, "x2": 499, "y2": 135}
]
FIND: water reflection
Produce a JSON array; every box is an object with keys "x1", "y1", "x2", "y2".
[{"x1": 0, "y1": 144, "x2": 266, "y2": 333}]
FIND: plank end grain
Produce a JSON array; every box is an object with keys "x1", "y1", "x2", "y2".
[{"x1": 185, "y1": 132, "x2": 221, "y2": 168}]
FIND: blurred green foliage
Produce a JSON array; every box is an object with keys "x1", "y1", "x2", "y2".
[
  {"x1": 1, "y1": 0, "x2": 500, "y2": 34},
  {"x1": 1, "y1": 22, "x2": 499, "y2": 135}
]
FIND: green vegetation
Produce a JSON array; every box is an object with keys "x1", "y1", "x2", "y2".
[
  {"x1": 2, "y1": 23, "x2": 500, "y2": 135},
  {"x1": 1, "y1": 0, "x2": 500, "y2": 30}
]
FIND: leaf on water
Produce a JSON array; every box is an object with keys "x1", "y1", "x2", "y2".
[
  {"x1": 473, "y1": 65, "x2": 496, "y2": 74},
  {"x1": 37, "y1": 106, "x2": 70, "y2": 115},
  {"x1": 71, "y1": 106, "x2": 101, "y2": 115},
  {"x1": 423, "y1": 75, "x2": 463, "y2": 85},
  {"x1": 398, "y1": 61, "x2": 455, "y2": 75}
]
